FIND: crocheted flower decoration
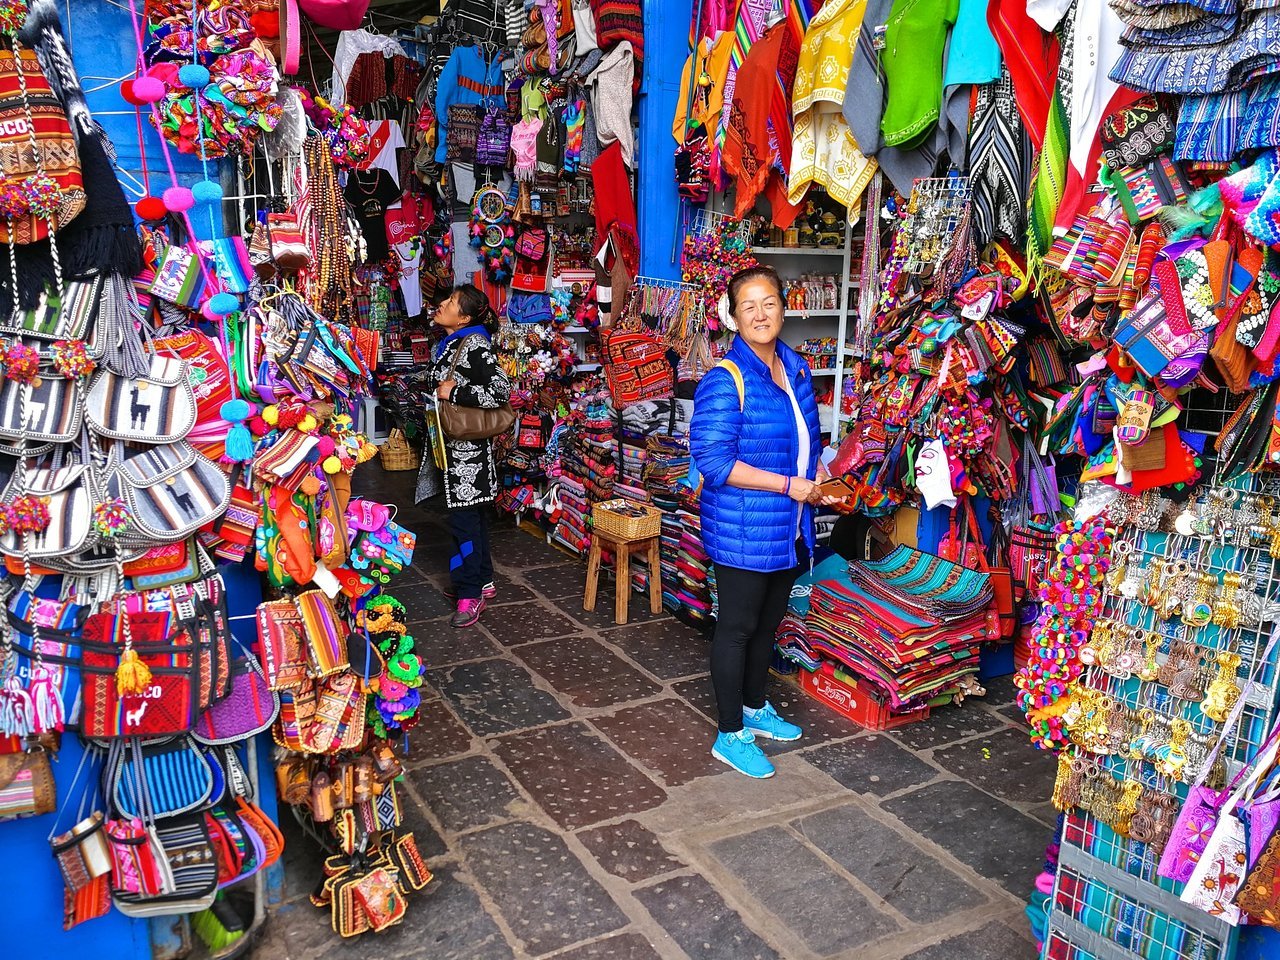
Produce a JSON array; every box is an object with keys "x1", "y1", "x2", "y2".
[{"x1": 93, "y1": 499, "x2": 131, "y2": 538}]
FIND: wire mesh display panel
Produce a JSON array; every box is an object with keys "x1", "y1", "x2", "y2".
[
  {"x1": 1047, "y1": 844, "x2": 1237, "y2": 960},
  {"x1": 1042, "y1": 474, "x2": 1280, "y2": 960}
]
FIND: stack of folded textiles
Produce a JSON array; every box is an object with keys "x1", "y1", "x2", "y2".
[
  {"x1": 775, "y1": 612, "x2": 818, "y2": 670},
  {"x1": 797, "y1": 546, "x2": 992, "y2": 711},
  {"x1": 641, "y1": 435, "x2": 715, "y2": 628},
  {"x1": 551, "y1": 474, "x2": 591, "y2": 554}
]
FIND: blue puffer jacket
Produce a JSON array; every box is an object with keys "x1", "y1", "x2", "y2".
[{"x1": 690, "y1": 336, "x2": 822, "y2": 572}]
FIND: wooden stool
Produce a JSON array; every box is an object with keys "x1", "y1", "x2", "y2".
[{"x1": 583, "y1": 532, "x2": 662, "y2": 625}]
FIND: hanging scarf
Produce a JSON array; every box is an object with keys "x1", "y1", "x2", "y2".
[
  {"x1": 714, "y1": 0, "x2": 773, "y2": 178},
  {"x1": 562, "y1": 95, "x2": 585, "y2": 175},
  {"x1": 1026, "y1": 10, "x2": 1073, "y2": 282},
  {"x1": 723, "y1": 21, "x2": 787, "y2": 217},
  {"x1": 969, "y1": 67, "x2": 1033, "y2": 247},
  {"x1": 1026, "y1": 89, "x2": 1068, "y2": 281}
]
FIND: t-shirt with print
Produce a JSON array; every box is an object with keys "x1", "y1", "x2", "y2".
[
  {"x1": 344, "y1": 170, "x2": 401, "y2": 263},
  {"x1": 358, "y1": 120, "x2": 408, "y2": 187}
]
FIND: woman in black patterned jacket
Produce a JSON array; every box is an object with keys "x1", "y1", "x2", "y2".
[{"x1": 428, "y1": 284, "x2": 511, "y2": 628}]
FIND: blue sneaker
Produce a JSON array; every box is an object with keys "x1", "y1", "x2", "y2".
[
  {"x1": 712, "y1": 730, "x2": 775, "y2": 779},
  {"x1": 743, "y1": 701, "x2": 803, "y2": 742}
]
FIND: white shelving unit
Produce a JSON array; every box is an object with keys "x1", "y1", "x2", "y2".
[{"x1": 750, "y1": 216, "x2": 858, "y2": 442}]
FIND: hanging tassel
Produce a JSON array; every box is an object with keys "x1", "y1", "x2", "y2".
[
  {"x1": 0, "y1": 676, "x2": 35, "y2": 737},
  {"x1": 115, "y1": 648, "x2": 152, "y2": 696},
  {"x1": 98, "y1": 273, "x2": 150, "y2": 378},
  {"x1": 221, "y1": 399, "x2": 256, "y2": 463},
  {"x1": 28, "y1": 667, "x2": 64, "y2": 733}
]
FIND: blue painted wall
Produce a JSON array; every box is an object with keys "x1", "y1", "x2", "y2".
[{"x1": 637, "y1": 0, "x2": 692, "y2": 280}]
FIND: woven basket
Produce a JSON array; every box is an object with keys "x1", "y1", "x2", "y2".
[
  {"x1": 592, "y1": 499, "x2": 662, "y2": 541},
  {"x1": 379, "y1": 428, "x2": 418, "y2": 472}
]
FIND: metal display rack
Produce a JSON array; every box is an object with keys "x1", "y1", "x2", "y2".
[{"x1": 1041, "y1": 473, "x2": 1280, "y2": 960}]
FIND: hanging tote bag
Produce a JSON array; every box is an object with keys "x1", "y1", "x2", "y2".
[
  {"x1": 192, "y1": 649, "x2": 279, "y2": 745},
  {"x1": 601, "y1": 327, "x2": 673, "y2": 408},
  {"x1": 1181, "y1": 729, "x2": 1280, "y2": 924}
]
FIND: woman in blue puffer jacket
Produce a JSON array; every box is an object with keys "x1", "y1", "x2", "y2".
[{"x1": 690, "y1": 266, "x2": 836, "y2": 780}]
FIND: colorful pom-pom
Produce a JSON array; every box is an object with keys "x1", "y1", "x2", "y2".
[
  {"x1": 0, "y1": 0, "x2": 29, "y2": 35},
  {"x1": 7, "y1": 494, "x2": 50, "y2": 533},
  {"x1": 299, "y1": 473, "x2": 322, "y2": 496},
  {"x1": 177, "y1": 64, "x2": 211, "y2": 89},
  {"x1": 120, "y1": 79, "x2": 144, "y2": 106},
  {"x1": 191, "y1": 179, "x2": 223, "y2": 205},
  {"x1": 50, "y1": 340, "x2": 95, "y2": 379},
  {"x1": 4, "y1": 342, "x2": 39, "y2": 384},
  {"x1": 135, "y1": 195, "x2": 167, "y2": 221},
  {"x1": 322, "y1": 455, "x2": 342, "y2": 474},
  {"x1": 132, "y1": 76, "x2": 165, "y2": 104},
  {"x1": 163, "y1": 186, "x2": 195, "y2": 213},
  {"x1": 21, "y1": 175, "x2": 61, "y2": 220}
]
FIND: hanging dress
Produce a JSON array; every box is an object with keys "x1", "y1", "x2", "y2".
[{"x1": 787, "y1": 0, "x2": 877, "y2": 207}]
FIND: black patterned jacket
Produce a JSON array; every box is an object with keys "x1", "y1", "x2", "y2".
[{"x1": 427, "y1": 329, "x2": 511, "y2": 508}]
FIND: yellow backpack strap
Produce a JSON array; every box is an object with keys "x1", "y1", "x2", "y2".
[{"x1": 716, "y1": 359, "x2": 744, "y2": 412}]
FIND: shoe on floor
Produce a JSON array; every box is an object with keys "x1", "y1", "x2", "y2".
[
  {"x1": 445, "y1": 581, "x2": 497, "y2": 602},
  {"x1": 743, "y1": 701, "x2": 802, "y2": 742},
  {"x1": 712, "y1": 729, "x2": 775, "y2": 779},
  {"x1": 451, "y1": 597, "x2": 486, "y2": 628}
]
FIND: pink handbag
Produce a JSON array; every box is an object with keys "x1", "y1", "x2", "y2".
[
  {"x1": 193, "y1": 651, "x2": 279, "y2": 745},
  {"x1": 1158, "y1": 785, "x2": 1228, "y2": 884}
]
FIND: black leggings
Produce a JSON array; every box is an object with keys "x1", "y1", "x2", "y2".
[
  {"x1": 711, "y1": 552, "x2": 804, "y2": 734},
  {"x1": 448, "y1": 506, "x2": 494, "y2": 600}
]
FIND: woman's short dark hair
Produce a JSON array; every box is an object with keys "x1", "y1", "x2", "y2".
[
  {"x1": 454, "y1": 283, "x2": 499, "y2": 334},
  {"x1": 727, "y1": 266, "x2": 785, "y2": 315}
]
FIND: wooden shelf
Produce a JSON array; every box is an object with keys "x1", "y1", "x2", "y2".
[{"x1": 752, "y1": 246, "x2": 845, "y2": 257}]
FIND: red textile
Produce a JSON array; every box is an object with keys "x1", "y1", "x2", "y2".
[
  {"x1": 987, "y1": 0, "x2": 1058, "y2": 150},
  {"x1": 724, "y1": 22, "x2": 788, "y2": 218}
]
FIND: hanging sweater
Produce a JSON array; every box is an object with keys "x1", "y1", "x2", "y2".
[
  {"x1": 672, "y1": 30, "x2": 735, "y2": 144},
  {"x1": 590, "y1": 0, "x2": 644, "y2": 93},
  {"x1": 434, "y1": 46, "x2": 506, "y2": 163},
  {"x1": 587, "y1": 41, "x2": 636, "y2": 168},
  {"x1": 879, "y1": 0, "x2": 960, "y2": 148}
]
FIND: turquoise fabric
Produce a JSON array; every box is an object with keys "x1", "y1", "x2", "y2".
[{"x1": 943, "y1": 0, "x2": 1001, "y2": 87}]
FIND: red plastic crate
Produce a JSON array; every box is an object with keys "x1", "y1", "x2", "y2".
[{"x1": 794, "y1": 661, "x2": 929, "y2": 731}]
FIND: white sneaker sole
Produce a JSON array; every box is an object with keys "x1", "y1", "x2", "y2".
[
  {"x1": 712, "y1": 748, "x2": 775, "y2": 779},
  {"x1": 744, "y1": 725, "x2": 802, "y2": 743}
]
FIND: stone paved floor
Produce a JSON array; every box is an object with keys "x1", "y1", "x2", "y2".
[{"x1": 259, "y1": 464, "x2": 1058, "y2": 960}]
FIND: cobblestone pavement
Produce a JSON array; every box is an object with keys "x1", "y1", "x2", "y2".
[{"x1": 260, "y1": 465, "x2": 1056, "y2": 960}]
